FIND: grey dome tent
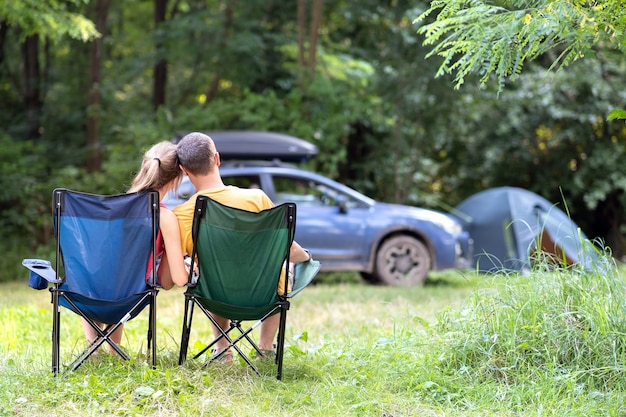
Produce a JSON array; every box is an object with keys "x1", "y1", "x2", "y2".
[{"x1": 453, "y1": 186, "x2": 599, "y2": 272}]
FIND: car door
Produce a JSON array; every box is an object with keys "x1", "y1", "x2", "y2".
[{"x1": 269, "y1": 173, "x2": 371, "y2": 268}]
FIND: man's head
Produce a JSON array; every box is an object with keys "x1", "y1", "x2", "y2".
[{"x1": 176, "y1": 132, "x2": 219, "y2": 176}]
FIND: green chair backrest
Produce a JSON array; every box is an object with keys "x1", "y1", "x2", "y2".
[{"x1": 189, "y1": 196, "x2": 295, "y2": 319}]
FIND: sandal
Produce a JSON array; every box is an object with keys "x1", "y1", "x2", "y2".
[
  {"x1": 211, "y1": 349, "x2": 233, "y2": 364},
  {"x1": 256, "y1": 349, "x2": 276, "y2": 360}
]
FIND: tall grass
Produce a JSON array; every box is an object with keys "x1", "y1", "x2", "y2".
[
  {"x1": 1, "y1": 265, "x2": 626, "y2": 416},
  {"x1": 427, "y1": 260, "x2": 626, "y2": 415}
]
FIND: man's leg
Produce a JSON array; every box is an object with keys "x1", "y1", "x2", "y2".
[
  {"x1": 210, "y1": 313, "x2": 231, "y2": 353},
  {"x1": 259, "y1": 314, "x2": 279, "y2": 351}
]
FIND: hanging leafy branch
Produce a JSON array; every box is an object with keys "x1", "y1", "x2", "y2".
[
  {"x1": 415, "y1": 0, "x2": 625, "y2": 90},
  {"x1": 0, "y1": 0, "x2": 98, "y2": 41}
]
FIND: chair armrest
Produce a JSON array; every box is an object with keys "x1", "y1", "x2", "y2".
[{"x1": 22, "y1": 258, "x2": 62, "y2": 289}]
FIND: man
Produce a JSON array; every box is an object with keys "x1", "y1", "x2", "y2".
[{"x1": 173, "y1": 132, "x2": 312, "y2": 361}]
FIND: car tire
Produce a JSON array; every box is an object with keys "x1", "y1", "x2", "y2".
[
  {"x1": 359, "y1": 271, "x2": 381, "y2": 284},
  {"x1": 374, "y1": 235, "x2": 430, "y2": 286}
]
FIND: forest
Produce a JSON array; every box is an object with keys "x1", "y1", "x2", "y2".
[{"x1": 2, "y1": 0, "x2": 626, "y2": 281}]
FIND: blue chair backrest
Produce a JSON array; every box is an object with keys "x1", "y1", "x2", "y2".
[{"x1": 54, "y1": 189, "x2": 159, "y2": 301}]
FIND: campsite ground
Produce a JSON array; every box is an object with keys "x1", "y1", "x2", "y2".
[{"x1": 1, "y1": 268, "x2": 625, "y2": 416}]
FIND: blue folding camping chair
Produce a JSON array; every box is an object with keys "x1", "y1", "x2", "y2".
[{"x1": 23, "y1": 188, "x2": 160, "y2": 376}]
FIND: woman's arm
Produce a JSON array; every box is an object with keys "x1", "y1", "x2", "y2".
[{"x1": 157, "y1": 208, "x2": 189, "y2": 288}]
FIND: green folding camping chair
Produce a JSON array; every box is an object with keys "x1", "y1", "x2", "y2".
[{"x1": 178, "y1": 196, "x2": 320, "y2": 380}]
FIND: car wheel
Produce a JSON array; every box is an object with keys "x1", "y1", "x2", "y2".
[{"x1": 374, "y1": 235, "x2": 430, "y2": 286}]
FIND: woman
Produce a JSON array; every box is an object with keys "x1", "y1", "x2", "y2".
[
  {"x1": 127, "y1": 141, "x2": 189, "y2": 290},
  {"x1": 83, "y1": 141, "x2": 189, "y2": 353}
]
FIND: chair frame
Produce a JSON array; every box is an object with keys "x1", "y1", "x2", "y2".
[
  {"x1": 178, "y1": 196, "x2": 296, "y2": 380},
  {"x1": 50, "y1": 188, "x2": 160, "y2": 376}
]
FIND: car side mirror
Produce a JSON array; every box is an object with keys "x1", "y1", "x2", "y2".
[{"x1": 336, "y1": 196, "x2": 348, "y2": 214}]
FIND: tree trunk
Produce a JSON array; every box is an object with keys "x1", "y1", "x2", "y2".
[
  {"x1": 307, "y1": 0, "x2": 323, "y2": 75},
  {"x1": 153, "y1": 0, "x2": 168, "y2": 111},
  {"x1": 297, "y1": 0, "x2": 306, "y2": 89},
  {"x1": 0, "y1": 20, "x2": 8, "y2": 67},
  {"x1": 86, "y1": 0, "x2": 111, "y2": 173},
  {"x1": 43, "y1": 37, "x2": 50, "y2": 92},
  {"x1": 22, "y1": 34, "x2": 42, "y2": 139}
]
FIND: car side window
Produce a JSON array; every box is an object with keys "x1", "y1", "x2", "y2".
[
  {"x1": 222, "y1": 175, "x2": 262, "y2": 190},
  {"x1": 273, "y1": 175, "x2": 361, "y2": 208}
]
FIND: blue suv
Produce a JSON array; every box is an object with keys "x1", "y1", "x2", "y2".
[{"x1": 164, "y1": 131, "x2": 473, "y2": 286}]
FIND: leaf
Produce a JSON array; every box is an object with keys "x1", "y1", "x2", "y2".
[
  {"x1": 134, "y1": 386, "x2": 155, "y2": 398},
  {"x1": 416, "y1": 0, "x2": 624, "y2": 91},
  {"x1": 607, "y1": 109, "x2": 626, "y2": 121},
  {"x1": 293, "y1": 331, "x2": 308, "y2": 342}
]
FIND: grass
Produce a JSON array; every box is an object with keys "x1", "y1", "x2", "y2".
[{"x1": 1, "y1": 267, "x2": 626, "y2": 416}]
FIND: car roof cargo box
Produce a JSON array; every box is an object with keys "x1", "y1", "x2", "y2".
[{"x1": 174, "y1": 131, "x2": 319, "y2": 163}]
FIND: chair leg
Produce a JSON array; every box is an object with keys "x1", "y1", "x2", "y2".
[
  {"x1": 194, "y1": 310, "x2": 239, "y2": 360},
  {"x1": 68, "y1": 339, "x2": 106, "y2": 372},
  {"x1": 62, "y1": 293, "x2": 156, "y2": 372},
  {"x1": 67, "y1": 321, "x2": 130, "y2": 372},
  {"x1": 149, "y1": 289, "x2": 157, "y2": 369},
  {"x1": 147, "y1": 296, "x2": 154, "y2": 352},
  {"x1": 51, "y1": 289, "x2": 60, "y2": 377},
  {"x1": 178, "y1": 300, "x2": 289, "y2": 378},
  {"x1": 276, "y1": 307, "x2": 289, "y2": 380},
  {"x1": 182, "y1": 301, "x2": 265, "y2": 376},
  {"x1": 212, "y1": 321, "x2": 262, "y2": 375},
  {"x1": 179, "y1": 296, "x2": 195, "y2": 365}
]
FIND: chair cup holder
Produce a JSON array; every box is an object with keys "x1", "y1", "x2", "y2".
[
  {"x1": 22, "y1": 258, "x2": 57, "y2": 289},
  {"x1": 28, "y1": 271, "x2": 49, "y2": 290}
]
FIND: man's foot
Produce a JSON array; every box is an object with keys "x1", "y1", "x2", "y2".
[
  {"x1": 255, "y1": 349, "x2": 276, "y2": 360},
  {"x1": 211, "y1": 349, "x2": 233, "y2": 364}
]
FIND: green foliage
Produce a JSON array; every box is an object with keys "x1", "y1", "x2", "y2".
[
  {"x1": 0, "y1": 135, "x2": 50, "y2": 245},
  {"x1": 0, "y1": 134, "x2": 54, "y2": 283},
  {"x1": 0, "y1": 121, "x2": 165, "y2": 282},
  {"x1": 0, "y1": 0, "x2": 98, "y2": 41},
  {"x1": 608, "y1": 109, "x2": 626, "y2": 121},
  {"x1": 416, "y1": 0, "x2": 626, "y2": 90},
  {"x1": 437, "y1": 55, "x2": 626, "y2": 249},
  {"x1": 147, "y1": 74, "x2": 372, "y2": 181}
]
